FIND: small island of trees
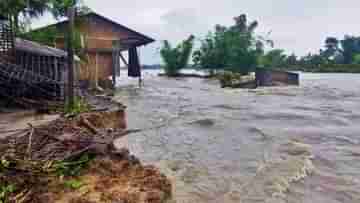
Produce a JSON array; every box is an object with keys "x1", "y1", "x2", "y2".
[{"x1": 160, "y1": 14, "x2": 360, "y2": 76}]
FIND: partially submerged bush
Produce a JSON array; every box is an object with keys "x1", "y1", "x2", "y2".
[
  {"x1": 160, "y1": 35, "x2": 195, "y2": 76},
  {"x1": 217, "y1": 71, "x2": 245, "y2": 87}
]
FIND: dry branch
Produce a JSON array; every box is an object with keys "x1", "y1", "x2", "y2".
[
  {"x1": 26, "y1": 124, "x2": 34, "y2": 159},
  {"x1": 80, "y1": 115, "x2": 99, "y2": 134}
]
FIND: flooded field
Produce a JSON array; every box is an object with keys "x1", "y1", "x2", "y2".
[{"x1": 114, "y1": 72, "x2": 360, "y2": 203}]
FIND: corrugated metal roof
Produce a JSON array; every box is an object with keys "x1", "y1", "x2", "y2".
[
  {"x1": 14, "y1": 38, "x2": 80, "y2": 61},
  {"x1": 15, "y1": 38, "x2": 81, "y2": 61},
  {"x1": 15, "y1": 38, "x2": 68, "y2": 58},
  {"x1": 32, "y1": 11, "x2": 155, "y2": 47}
]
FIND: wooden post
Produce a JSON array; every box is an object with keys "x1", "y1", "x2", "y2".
[
  {"x1": 138, "y1": 47, "x2": 143, "y2": 87},
  {"x1": 112, "y1": 41, "x2": 121, "y2": 89},
  {"x1": 112, "y1": 50, "x2": 116, "y2": 89},
  {"x1": 54, "y1": 58, "x2": 59, "y2": 98},
  {"x1": 66, "y1": 7, "x2": 75, "y2": 108},
  {"x1": 95, "y1": 52, "x2": 99, "y2": 88}
]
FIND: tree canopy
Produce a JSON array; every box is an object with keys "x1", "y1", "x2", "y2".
[
  {"x1": 160, "y1": 35, "x2": 195, "y2": 76},
  {"x1": 193, "y1": 14, "x2": 270, "y2": 75},
  {"x1": 0, "y1": 0, "x2": 90, "y2": 33}
]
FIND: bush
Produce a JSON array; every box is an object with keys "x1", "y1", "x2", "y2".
[
  {"x1": 193, "y1": 14, "x2": 270, "y2": 75},
  {"x1": 160, "y1": 35, "x2": 195, "y2": 76},
  {"x1": 285, "y1": 64, "x2": 360, "y2": 73},
  {"x1": 217, "y1": 71, "x2": 244, "y2": 88},
  {"x1": 64, "y1": 97, "x2": 91, "y2": 115}
]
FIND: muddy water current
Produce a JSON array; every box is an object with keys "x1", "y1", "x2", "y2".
[{"x1": 114, "y1": 72, "x2": 360, "y2": 203}]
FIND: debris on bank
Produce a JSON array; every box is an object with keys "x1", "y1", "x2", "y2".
[{"x1": 0, "y1": 110, "x2": 172, "y2": 203}]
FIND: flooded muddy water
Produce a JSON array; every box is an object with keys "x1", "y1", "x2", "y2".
[{"x1": 114, "y1": 72, "x2": 360, "y2": 203}]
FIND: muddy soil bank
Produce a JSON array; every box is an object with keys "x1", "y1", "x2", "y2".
[
  {"x1": 114, "y1": 72, "x2": 360, "y2": 203},
  {"x1": 0, "y1": 95, "x2": 172, "y2": 203}
]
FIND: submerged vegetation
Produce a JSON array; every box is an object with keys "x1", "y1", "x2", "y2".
[
  {"x1": 160, "y1": 35, "x2": 195, "y2": 76},
  {"x1": 160, "y1": 13, "x2": 360, "y2": 75},
  {"x1": 193, "y1": 14, "x2": 270, "y2": 75}
]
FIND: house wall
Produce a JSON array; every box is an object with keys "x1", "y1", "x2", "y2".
[{"x1": 256, "y1": 68, "x2": 299, "y2": 86}]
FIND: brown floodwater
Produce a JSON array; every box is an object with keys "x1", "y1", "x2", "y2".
[{"x1": 114, "y1": 72, "x2": 360, "y2": 203}]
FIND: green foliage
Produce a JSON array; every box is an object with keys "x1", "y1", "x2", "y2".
[
  {"x1": 285, "y1": 54, "x2": 298, "y2": 66},
  {"x1": 64, "y1": 97, "x2": 90, "y2": 116},
  {"x1": 316, "y1": 35, "x2": 360, "y2": 65},
  {"x1": 341, "y1": 36, "x2": 360, "y2": 64},
  {"x1": 0, "y1": 0, "x2": 91, "y2": 33},
  {"x1": 322, "y1": 37, "x2": 340, "y2": 61},
  {"x1": 217, "y1": 71, "x2": 243, "y2": 87},
  {"x1": 160, "y1": 35, "x2": 195, "y2": 76},
  {"x1": 0, "y1": 0, "x2": 50, "y2": 18},
  {"x1": 0, "y1": 0, "x2": 51, "y2": 33},
  {"x1": 0, "y1": 159, "x2": 10, "y2": 170},
  {"x1": 353, "y1": 54, "x2": 360, "y2": 64},
  {"x1": 21, "y1": 26, "x2": 58, "y2": 46},
  {"x1": 193, "y1": 14, "x2": 270, "y2": 75},
  {"x1": 54, "y1": 153, "x2": 95, "y2": 177},
  {"x1": 63, "y1": 179, "x2": 84, "y2": 190},
  {"x1": 0, "y1": 184, "x2": 16, "y2": 203},
  {"x1": 50, "y1": 0, "x2": 90, "y2": 19},
  {"x1": 284, "y1": 64, "x2": 360, "y2": 73},
  {"x1": 258, "y1": 49, "x2": 287, "y2": 68}
]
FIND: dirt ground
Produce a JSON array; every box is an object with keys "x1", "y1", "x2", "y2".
[{"x1": 0, "y1": 108, "x2": 172, "y2": 203}]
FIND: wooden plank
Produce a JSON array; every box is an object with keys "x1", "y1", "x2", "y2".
[
  {"x1": 112, "y1": 51, "x2": 116, "y2": 88},
  {"x1": 119, "y1": 52, "x2": 128, "y2": 66}
]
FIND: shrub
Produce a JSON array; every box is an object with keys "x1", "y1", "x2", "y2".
[{"x1": 160, "y1": 35, "x2": 195, "y2": 76}]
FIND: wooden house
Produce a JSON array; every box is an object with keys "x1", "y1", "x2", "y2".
[{"x1": 33, "y1": 12, "x2": 155, "y2": 89}]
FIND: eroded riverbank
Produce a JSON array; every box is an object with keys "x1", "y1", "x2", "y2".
[{"x1": 114, "y1": 73, "x2": 360, "y2": 203}]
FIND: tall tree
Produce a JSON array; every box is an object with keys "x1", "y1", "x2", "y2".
[
  {"x1": 258, "y1": 49, "x2": 287, "y2": 68},
  {"x1": 325, "y1": 37, "x2": 339, "y2": 50},
  {"x1": 341, "y1": 35, "x2": 360, "y2": 64},
  {"x1": 0, "y1": 0, "x2": 50, "y2": 33},
  {"x1": 193, "y1": 14, "x2": 268, "y2": 74},
  {"x1": 50, "y1": 0, "x2": 90, "y2": 19},
  {"x1": 286, "y1": 53, "x2": 298, "y2": 66},
  {"x1": 321, "y1": 37, "x2": 342, "y2": 63}
]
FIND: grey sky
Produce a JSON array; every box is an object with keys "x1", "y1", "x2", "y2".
[{"x1": 32, "y1": 0, "x2": 360, "y2": 64}]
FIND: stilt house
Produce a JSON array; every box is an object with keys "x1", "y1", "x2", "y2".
[{"x1": 32, "y1": 12, "x2": 155, "y2": 89}]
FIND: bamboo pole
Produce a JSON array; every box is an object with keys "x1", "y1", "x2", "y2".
[{"x1": 66, "y1": 7, "x2": 75, "y2": 108}]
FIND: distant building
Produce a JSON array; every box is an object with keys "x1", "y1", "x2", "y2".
[{"x1": 32, "y1": 12, "x2": 155, "y2": 89}]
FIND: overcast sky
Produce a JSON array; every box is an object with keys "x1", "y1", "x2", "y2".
[{"x1": 32, "y1": 0, "x2": 360, "y2": 64}]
